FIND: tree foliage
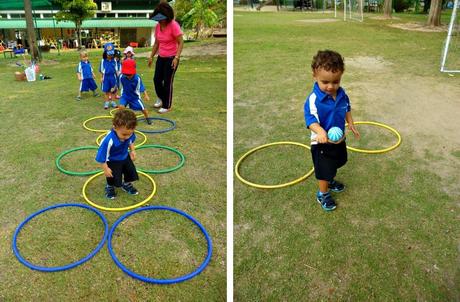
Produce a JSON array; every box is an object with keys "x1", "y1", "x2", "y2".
[{"x1": 52, "y1": 0, "x2": 97, "y2": 49}]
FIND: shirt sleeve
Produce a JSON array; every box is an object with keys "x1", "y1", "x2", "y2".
[
  {"x1": 139, "y1": 78, "x2": 145, "y2": 93},
  {"x1": 346, "y1": 94, "x2": 351, "y2": 112},
  {"x1": 128, "y1": 133, "x2": 136, "y2": 145},
  {"x1": 99, "y1": 59, "x2": 104, "y2": 73},
  {"x1": 304, "y1": 93, "x2": 319, "y2": 128},
  {"x1": 171, "y1": 21, "x2": 183, "y2": 38},
  {"x1": 95, "y1": 133, "x2": 113, "y2": 163},
  {"x1": 76, "y1": 62, "x2": 82, "y2": 74}
]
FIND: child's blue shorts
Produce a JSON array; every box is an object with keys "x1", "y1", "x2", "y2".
[
  {"x1": 101, "y1": 74, "x2": 118, "y2": 93},
  {"x1": 120, "y1": 97, "x2": 145, "y2": 111},
  {"x1": 80, "y1": 78, "x2": 98, "y2": 92}
]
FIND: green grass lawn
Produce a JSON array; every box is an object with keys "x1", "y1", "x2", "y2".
[
  {"x1": 234, "y1": 11, "x2": 459, "y2": 301},
  {"x1": 0, "y1": 40, "x2": 226, "y2": 300}
]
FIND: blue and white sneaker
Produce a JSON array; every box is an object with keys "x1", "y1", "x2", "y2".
[
  {"x1": 316, "y1": 191, "x2": 337, "y2": 211},
  {"x1": 105, "y1": 185, "x2": 116, "y2": 199},
  {"x1": 111, "y1": 101, "x2": 117, "y2": 108},
  {"x1": 328, "y1": 180, "x2": 345, "y2": 193},
  {"x1": 104, "y1": 101, "x2": 109, "y2": 109},
  {"x1": 122, "y1": 182, "x2": 139, "y2": 195}
]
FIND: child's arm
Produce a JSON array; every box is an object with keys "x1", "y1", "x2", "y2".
[
  {"x1": 76, "y1": 72, "x2": 82, "y2": 81},
  {"x1": 129, "y1": 143, "x2": 136, "y2": 161},
  {"x1": 309, "y1": 123, "x2": 328, "y2": 144},
  {"x1": 345, "y1": 111, "x2": 360, "y2": 139},
  {"x1": 101, "y1": 162, "x2": 113, "y2": 177},
  {"x1": 143, "y1": 90, "x2": 150, "y2": 102}
]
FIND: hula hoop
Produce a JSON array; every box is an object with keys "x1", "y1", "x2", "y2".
[
  {"x1": 345, "y1": 121, "x2": 402, "y2": 154},
  {"x1": 96, "y1": 130, "x2": 148, "y2": 149},
  {"x1": 82, "y1": 171, "x2": 156, "y2": 212},
  {"x1": 135, "y1": 144, "x2": 186, "y2": 174},
  {"x1": 107, "y1": 206, "x2": 212, "y2": 284},
  {"x1": 235, "y1": 141, "x2": 314, "y2": 189},
  {"x1": 109, "y1": 108, "x2": 144, "y2": 118},
  {"x1": 136, "y1": 117, "x2": 176, "y2": 134},
  {"x1": 83, "y1": 115, "x2": 113, "y2": 133},
  {"x1": 12, "y1": 203, "x2": 108, "y2": 272},
  {"x1": 56, "y1": 146, "x2": 101, "y2": 176}
]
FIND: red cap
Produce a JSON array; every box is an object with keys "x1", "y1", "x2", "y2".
[{"x1": 122, "y1": 59, "x2": 136, "y2": 75}]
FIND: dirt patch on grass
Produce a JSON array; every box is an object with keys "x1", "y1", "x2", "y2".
[
  {"x1": 388, "y1": 22, "x2": 448, "y2": 32},
  {"x1": 295, "y1": 18, "x2": 339, "y2": 23},
  {"x1": 369, "y1": 16, "x2": 401, "y2": 20},
  {"x1": 346, "y1": 56, "x2": 392, "y2": 72}
]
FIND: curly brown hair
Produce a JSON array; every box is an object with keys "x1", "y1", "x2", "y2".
[
  {"x1": 113, "y1": 109, "x2": 137, "y2": 129},
  {"x1": 311, "y1": 50, "x2": 345, "y2": 73}
]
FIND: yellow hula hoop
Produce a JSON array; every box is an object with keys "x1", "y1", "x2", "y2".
[
  {"x1": 96, "y1": 130, "x2": 148, "y2": 148},
  {"x1": 83, "y1": 115, "x2": 113, "y2": 133},
  {"x1": 109, "y1": 108, "x2": 144, "y2": 118},
  {"x1": 345, "y1": 121, "x2": 402, "y2": 154},
  {"x1": 235, "y1": 141, "x2": 314, "y2": 189},
  {"x1": 82, "y1": 171, "x2": 156, "y2": 212}
]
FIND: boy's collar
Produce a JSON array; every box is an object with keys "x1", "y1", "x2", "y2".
[{"x1": 313, "y1": 82, "x2": 344, "y2": 101}]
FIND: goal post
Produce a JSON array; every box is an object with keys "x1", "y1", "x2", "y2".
[{"x1": 440, "y1": 0, "x2": 460, "y2": 73}]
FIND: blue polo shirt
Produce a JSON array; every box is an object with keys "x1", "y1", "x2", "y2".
[
  {"x1": 304, "y1": 82, "x2": 351, "y2": 144},
  {"x1": 99, "y1": 58, "x2": 118, "y2": 75},
  {"x1": 76, "y1": 60, "x2": 94, "y2": 79},
  {"x1": 120, "y1": 74, "x2": 145, "y2": 100},
  {"x1": 95, "y1": 129, "x2": 136, "y2": 163}
]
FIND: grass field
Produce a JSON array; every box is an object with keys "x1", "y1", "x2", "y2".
[
  {"x1": 0, "y1": 40, "x2": 226, "y2": 300},
  {"x1": 234, "y1": 11, "x2": 459, "y2": 301}
]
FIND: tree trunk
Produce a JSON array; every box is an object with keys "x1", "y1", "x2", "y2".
[
  {"x1": 76, "y1": 21, "x2": 83, "y2": 50},
  {"x1": 23, "y1": 0, "x2": 39, "y2": 61},
  {"x1": 383, "y1": 0, "x2": 392, "y2": 18},
  {"x1": 427, "y1": 0, "x2": 442, "y2": 26}
]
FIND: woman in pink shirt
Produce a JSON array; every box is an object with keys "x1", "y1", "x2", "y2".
[{"x1": 148, "y1": 2, "x2": 184, "y2": 114}]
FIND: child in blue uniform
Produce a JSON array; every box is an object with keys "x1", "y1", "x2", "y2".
[
  {"x1": 304, "y1": 50, "x2": 360, "y2": 211},
  {"x1": 99, "y1": 43, "x2": 119, "y2": 109},
  {"x1": 118, "y1": 59, "x2": 152, "y2": 124},
  {"x1": 95, "y1": 109, "x2": 140, "y2": 199},
  {"x1": 76, "y1": 51, "x2": 99, "y2": 100}
]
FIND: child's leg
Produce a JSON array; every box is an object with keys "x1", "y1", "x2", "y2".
[
  {"x1": 104, "y1": 92, "x2": 110, "y2": 109},
  {"x1": 318, "y1": 180, "x2": 329, "y2": 193},
  {"x1": 110, "y1": 92, "x2": 117, "y2": 107},
  {"x1": 121, "y1": 157, "x2": 139, "y2": 195},
  {"x1": 142, "y1": 109, "x2": 152, "y2": 125}
]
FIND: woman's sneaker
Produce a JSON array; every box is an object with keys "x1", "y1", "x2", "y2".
[
  {"x1": 316, "y1": 191, "x2": 336, "y2": 211},
  {"x1": 328, "y1": 180, "x2": 345, "y2": 192},
  {"x1": 153, "y1": 98, "x2": 162, "y2": 108},
  {"x1": 158, "y1": 108, "x2": 171, "y2": 114},
  {"x1": 122, "y1": 182, "x2": 139, "y2": 195},
  {"x1": 105, "y1": 185, "x2": 116, "y2": 199}
]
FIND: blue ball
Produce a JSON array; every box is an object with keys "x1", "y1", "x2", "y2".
[{"x1": 328, "y1": 127, "x2": 343, "y2": 142}]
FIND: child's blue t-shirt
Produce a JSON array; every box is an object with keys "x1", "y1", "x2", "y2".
[
  {"x1": 120, "y1": 74, "x2": 145, "y2": 101},
  {"x1": 304, "y1": 82, "x2": 351, "y2": 144},
  {"x1": 76, "y1": 60, "x2": 94, "y2": 79},
  {"x1": 95, "y1": 129, "x2": 136, "y2": 163},
  {"x1": 99, "y1": 58, "x2": 118, "y2": 75}
]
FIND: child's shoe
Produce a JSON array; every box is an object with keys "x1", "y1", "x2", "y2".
[
  {"x1": 76, "y1": 96, "x2": 81, "y2": 101},
  {"x1": 111, "y1": 101, "x2": 118, "y2": 108},
  {"x1": 104, "y1": 101, "x2": 109, "y2": 109},
  {"x1": 328, "y1": 180, "x2": 345, "y2": 192},
  {"x1": 146, "y1": 118, "x2": 152, "y2": 125},
  {"x1": 105, "y1": 185, "x2": 116, "y2": 199},
  {"x1": 158, "y1": 108, "x2": 171, "y2": 114},
  {"x1": 122, "y1": 182, "x2": 139, "y2": 195},
  {"x1": 153, "y1": 98, "x2": 162, "y2": 108},
  {"x1": 316, "y1": 191, "x2": 336, "y2": 211},
  {"x1": 115, "y1": 95, "x2": 120, "y2": 99}
]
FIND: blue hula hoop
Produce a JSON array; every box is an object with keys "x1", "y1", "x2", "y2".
[
  {"x1": 136, "y1": 117, "x2": 176, "y2": 134},
  {"x1": 12, "y1": 203, "x2": 108, "y2": 272},
  {"x1": 107, "y1": 205, "x2": 212, "y2": 284}
]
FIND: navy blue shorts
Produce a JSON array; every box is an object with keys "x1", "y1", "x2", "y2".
[
  {"x1": 120, "y1": 97, "x2": 145, "y2": 111},
  {"x1": 101, "y1": 74, "x2": 118, "y2": 93},
  {"x1": 106, "y1": 156, "x2": 139, "y2": 187},
  {"x1": 80, "y1": 78, "x2": 97, "y2": 92},
  {"x1": 311, "y1": 141, "x2": 347, "y2": 181}
]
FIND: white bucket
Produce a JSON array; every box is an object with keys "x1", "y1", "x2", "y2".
[{"x1": 25, "y1": 67, "x2": 36, "y2": 82}]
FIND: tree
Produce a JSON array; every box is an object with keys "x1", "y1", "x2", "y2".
[
  {"x1": 24, "y1": 0, "x2": 40, "y2": 61},
  {"x1": 427, "y1": 0, "x2": 442, "y2": 26},
  {"x1": 383, "y1": 0, "x2": 392, "y2": 18},
  {"x1": 181, "y1": 0, "x2": 220, "y2": 39},
  {"x1": 52, "y1": 0, "x2": 97, "y2": 49}
]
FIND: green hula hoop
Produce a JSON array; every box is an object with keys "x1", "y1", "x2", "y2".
[
  {"x1": 135, "y1": 144, "x2": 186, "y2": 174},
  {"x1": 56, "y1": 146, "x2": 101, "y2": 176}
]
